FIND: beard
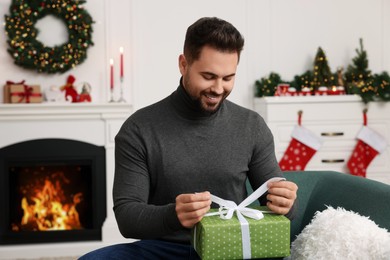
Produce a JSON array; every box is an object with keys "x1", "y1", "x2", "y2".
[
  {"x1": 196, "y1": 91, "x2": 225, "y2": 114},
  {"x1": 182, "y1": 77, "x2": 229, "y2": 115}
]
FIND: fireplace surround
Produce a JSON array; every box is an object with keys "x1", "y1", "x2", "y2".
[
  {"x1": 0, "y1": 103, "x2": 133, "y2": 259},
  {"x1": 0, "y1": 138, "x2": 106, "y2": 245}
]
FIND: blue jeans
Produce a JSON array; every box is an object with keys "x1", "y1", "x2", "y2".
[{"x1": 78, "y1": 239, "x2": 200, "y2": 260}]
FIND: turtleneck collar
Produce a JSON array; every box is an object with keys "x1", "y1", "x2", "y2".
[{"x1": 170, "y1": 78, "x2": 223, "y2": 120}]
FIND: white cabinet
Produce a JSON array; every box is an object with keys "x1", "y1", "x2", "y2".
[{"x1": 254, "y1": 95, "x2": 390, "y2": 185}]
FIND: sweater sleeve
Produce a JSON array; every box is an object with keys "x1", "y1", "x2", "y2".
[
  {"x1": 247, "y1": 115, "x2": 298, "y2": 220},
  {"x1": 112, "y1": 118, "x2": 183, "y2": 239}
]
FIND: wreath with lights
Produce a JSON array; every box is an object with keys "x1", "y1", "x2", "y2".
[{"x1": 4, "y1": 0, "x2": 94, "y2": 74}]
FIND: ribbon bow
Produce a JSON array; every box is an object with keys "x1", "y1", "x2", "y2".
[
  {"x1": 11, "y1": 85, "x2": 34, "y2": 103},
  {"x1": 206, "y1": 177, "x2": 285, "y2": 220},
  {"x1": 204, "y1": 177, "x2": 286, "y2": 259},
  {"x1": 6, "y1": 80, "x2": 25, "y2": 85}
]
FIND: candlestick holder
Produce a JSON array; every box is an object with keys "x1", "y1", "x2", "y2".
[
  {"x1": 117, "y1": 77, "x2": 126, "y2": 103},
  {"x1": 109, "y1": 88, "x2": 115, "y2": 103}
]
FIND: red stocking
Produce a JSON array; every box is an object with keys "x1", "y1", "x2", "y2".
[
  {"x1": 347, "y1": 126, "x2": 386, "y2": 177},
  {"x1": 279, "y1": 125, "x2": 322, "y2": 171}
]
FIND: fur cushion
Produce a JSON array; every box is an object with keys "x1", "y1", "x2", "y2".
[{"x1": 288, "y1": 206, "x2": 390, "y2": 260}]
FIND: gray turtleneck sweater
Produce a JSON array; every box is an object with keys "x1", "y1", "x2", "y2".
[{"x1": 113, "y1": 83, "x2": 287, "y2": 243}]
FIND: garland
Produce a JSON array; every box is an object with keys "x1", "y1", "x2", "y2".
[
  {"x1": 4, "y1": 0, "x2": 94, "y2": 74},
  {"x1": 255, "y1": 39, "x2": 390, "y2": 103}
]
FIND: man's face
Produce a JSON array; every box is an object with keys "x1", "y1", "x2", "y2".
[{"x1": 179, "y1": 45, "x2": 238, "y2": 114}]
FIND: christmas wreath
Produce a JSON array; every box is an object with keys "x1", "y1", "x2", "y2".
[{"x1": 4, "y1": 0, "x2": 94, "y2": 74}]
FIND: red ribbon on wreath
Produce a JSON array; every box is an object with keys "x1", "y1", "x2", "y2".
[{"x1": 6, "y1": 80, "x2": 41, "y2": 103}]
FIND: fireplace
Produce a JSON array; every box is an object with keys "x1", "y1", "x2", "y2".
[
  {"x1": 0, "y1": 103, "x2": 132, "y2": 259},
  {"x1": 0, "y1": 138, "x2": 106, "y2": 245}
]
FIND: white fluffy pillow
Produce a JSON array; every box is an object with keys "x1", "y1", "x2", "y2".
[{"x1": 288, "y1": 206, "x2": 390, "y2": 260}]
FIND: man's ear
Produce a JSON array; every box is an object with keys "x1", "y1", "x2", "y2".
[{"x1": 178, "y1": 54, "x2": 187, "y2": 75}]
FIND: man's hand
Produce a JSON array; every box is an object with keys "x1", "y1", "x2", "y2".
[
  {"x1": 266, "y1": 180, "x2": 298, "y2": 215},
  {"x1": 175, "y1": 192, "x2": 211, "y2": 228}
]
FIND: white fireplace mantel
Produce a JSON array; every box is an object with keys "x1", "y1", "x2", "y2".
[
  {"x1": 0, "y1": 103, "x2": 132, "y2": 148},
  {"x1": 0, "y1": 103, "x2": 134, "y2": 259},
  {"x1": 0, "y1": 103, "x2": 133, "y2": 122}
]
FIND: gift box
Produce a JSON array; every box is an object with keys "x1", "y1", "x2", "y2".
[
  {"x1": 4, "y1": 81, "x2": 42, "y2": 103},
  {"x1": 192, "y1": 206, "x2": 290, "y2": 259},
  {"x1": 275, "y1": 83, "x2": 290, "y2": 96}
]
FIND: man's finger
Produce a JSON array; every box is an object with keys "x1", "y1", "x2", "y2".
[{"x1": 176, "y1": 191, "x2": 211, "y2": 203}]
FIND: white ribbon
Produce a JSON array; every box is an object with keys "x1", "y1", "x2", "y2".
[{"x1": 204, "y1": 177, "x2": 285, "y2": 259}]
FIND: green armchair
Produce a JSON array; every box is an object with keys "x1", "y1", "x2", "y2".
[{"x1": 283, "y1": 170, "x2": 390, "y2": 242}]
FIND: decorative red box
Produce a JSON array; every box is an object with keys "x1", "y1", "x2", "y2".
[{"x1": 4, "y1": 83, "x2": 42, "y2": 103}]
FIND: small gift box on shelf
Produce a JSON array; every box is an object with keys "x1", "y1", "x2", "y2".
[
  {"x1": 275, "y1": 83, "x2": 290, "y2": 96},
  {"x1": 3, "y1": 81, "x2": 43, "y2": 103},
  {"x1": 191, "y1": 177, "x2": 290, "y2": 260}
]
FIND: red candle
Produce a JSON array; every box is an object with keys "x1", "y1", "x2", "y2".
[
  {"x1": 119, "y1": 47, "x2": 124, "y2": 78},
  {"x1": 110, "y1": 59, "x2": 114, "y2": 89}
]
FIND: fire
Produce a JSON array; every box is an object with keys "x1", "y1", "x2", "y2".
[{"x1": 15, "y1": 176, "x2": 83, "y2": 231}]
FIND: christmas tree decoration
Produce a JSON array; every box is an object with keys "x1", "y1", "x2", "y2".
[
  {"x1": 290, "y1": 70, "x2": 314, "y2": 92},
  {"x1": 312, "y1": 47, "x2": 335, "y2": 91},
  {"x1": 372, "y1": 72, "x2": 390, "y2": 101},
  {"x1": 4, "y1": 0, "x2": 94, "y2": 74},
  {"x1": 344, "y1": 39, "x2": 375, "y2": 103},
  {"x1": 345, "y1": 39, "x2": 372, "y2": 85},
  {"x1": 279, "y1": 111, "x2": 323, "y2": 171},
  {"x1": 254, "y1": 72, "x2": 282, "y2": 97},
  {"x1": 347, "y1": 109, "x2": 387, "y2": 177}
]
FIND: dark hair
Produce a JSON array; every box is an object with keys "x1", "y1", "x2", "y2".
[{"x1": 183, "y1": 17, "x2": 244, "y2": 64}]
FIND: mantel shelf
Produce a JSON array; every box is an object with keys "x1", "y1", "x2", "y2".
[
  {"x1": 254, "y1": 95, "x2": 362, "y2": 105},
  {"x1": 0, "y1": 102, "x2": 132, "y2": 120}
]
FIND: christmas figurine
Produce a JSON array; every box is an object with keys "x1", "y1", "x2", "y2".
[
  {"x1": 79, "y1": 82, "x2": 92, "y2": 102},
  {"x1": 61, "y1": 75, "x2": 79, "y2": 102},
  {"x1": 337, "y1": 66, "x2": 345, "y2": 87}
]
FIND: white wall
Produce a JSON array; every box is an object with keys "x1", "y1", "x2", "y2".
[
  {"x1": 0, "y1": 0, "x2": 108, "y2": 102},
  {"x1": 1, "y1": 0, "x2": 389, "y2": 111}
]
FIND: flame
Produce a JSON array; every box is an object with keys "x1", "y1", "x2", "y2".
[{"x1": 16, "y1": 177, "x2": 83, "y2": 231}]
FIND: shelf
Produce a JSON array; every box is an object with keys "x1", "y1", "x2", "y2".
[
  {"x1": 0, "y1": 102, "x2": 132, "y2": 120},
  {"x1": 254, "y1": 95, "x2": 362, "y2": 105}
]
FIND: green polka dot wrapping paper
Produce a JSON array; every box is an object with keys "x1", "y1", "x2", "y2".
[{"x1": 191, "y1": 206, "x2": 290, "y2": 259}]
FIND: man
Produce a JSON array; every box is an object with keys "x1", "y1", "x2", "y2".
[{"x1": 80, "y1": 17, "x2": 297, "y2": 259}]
